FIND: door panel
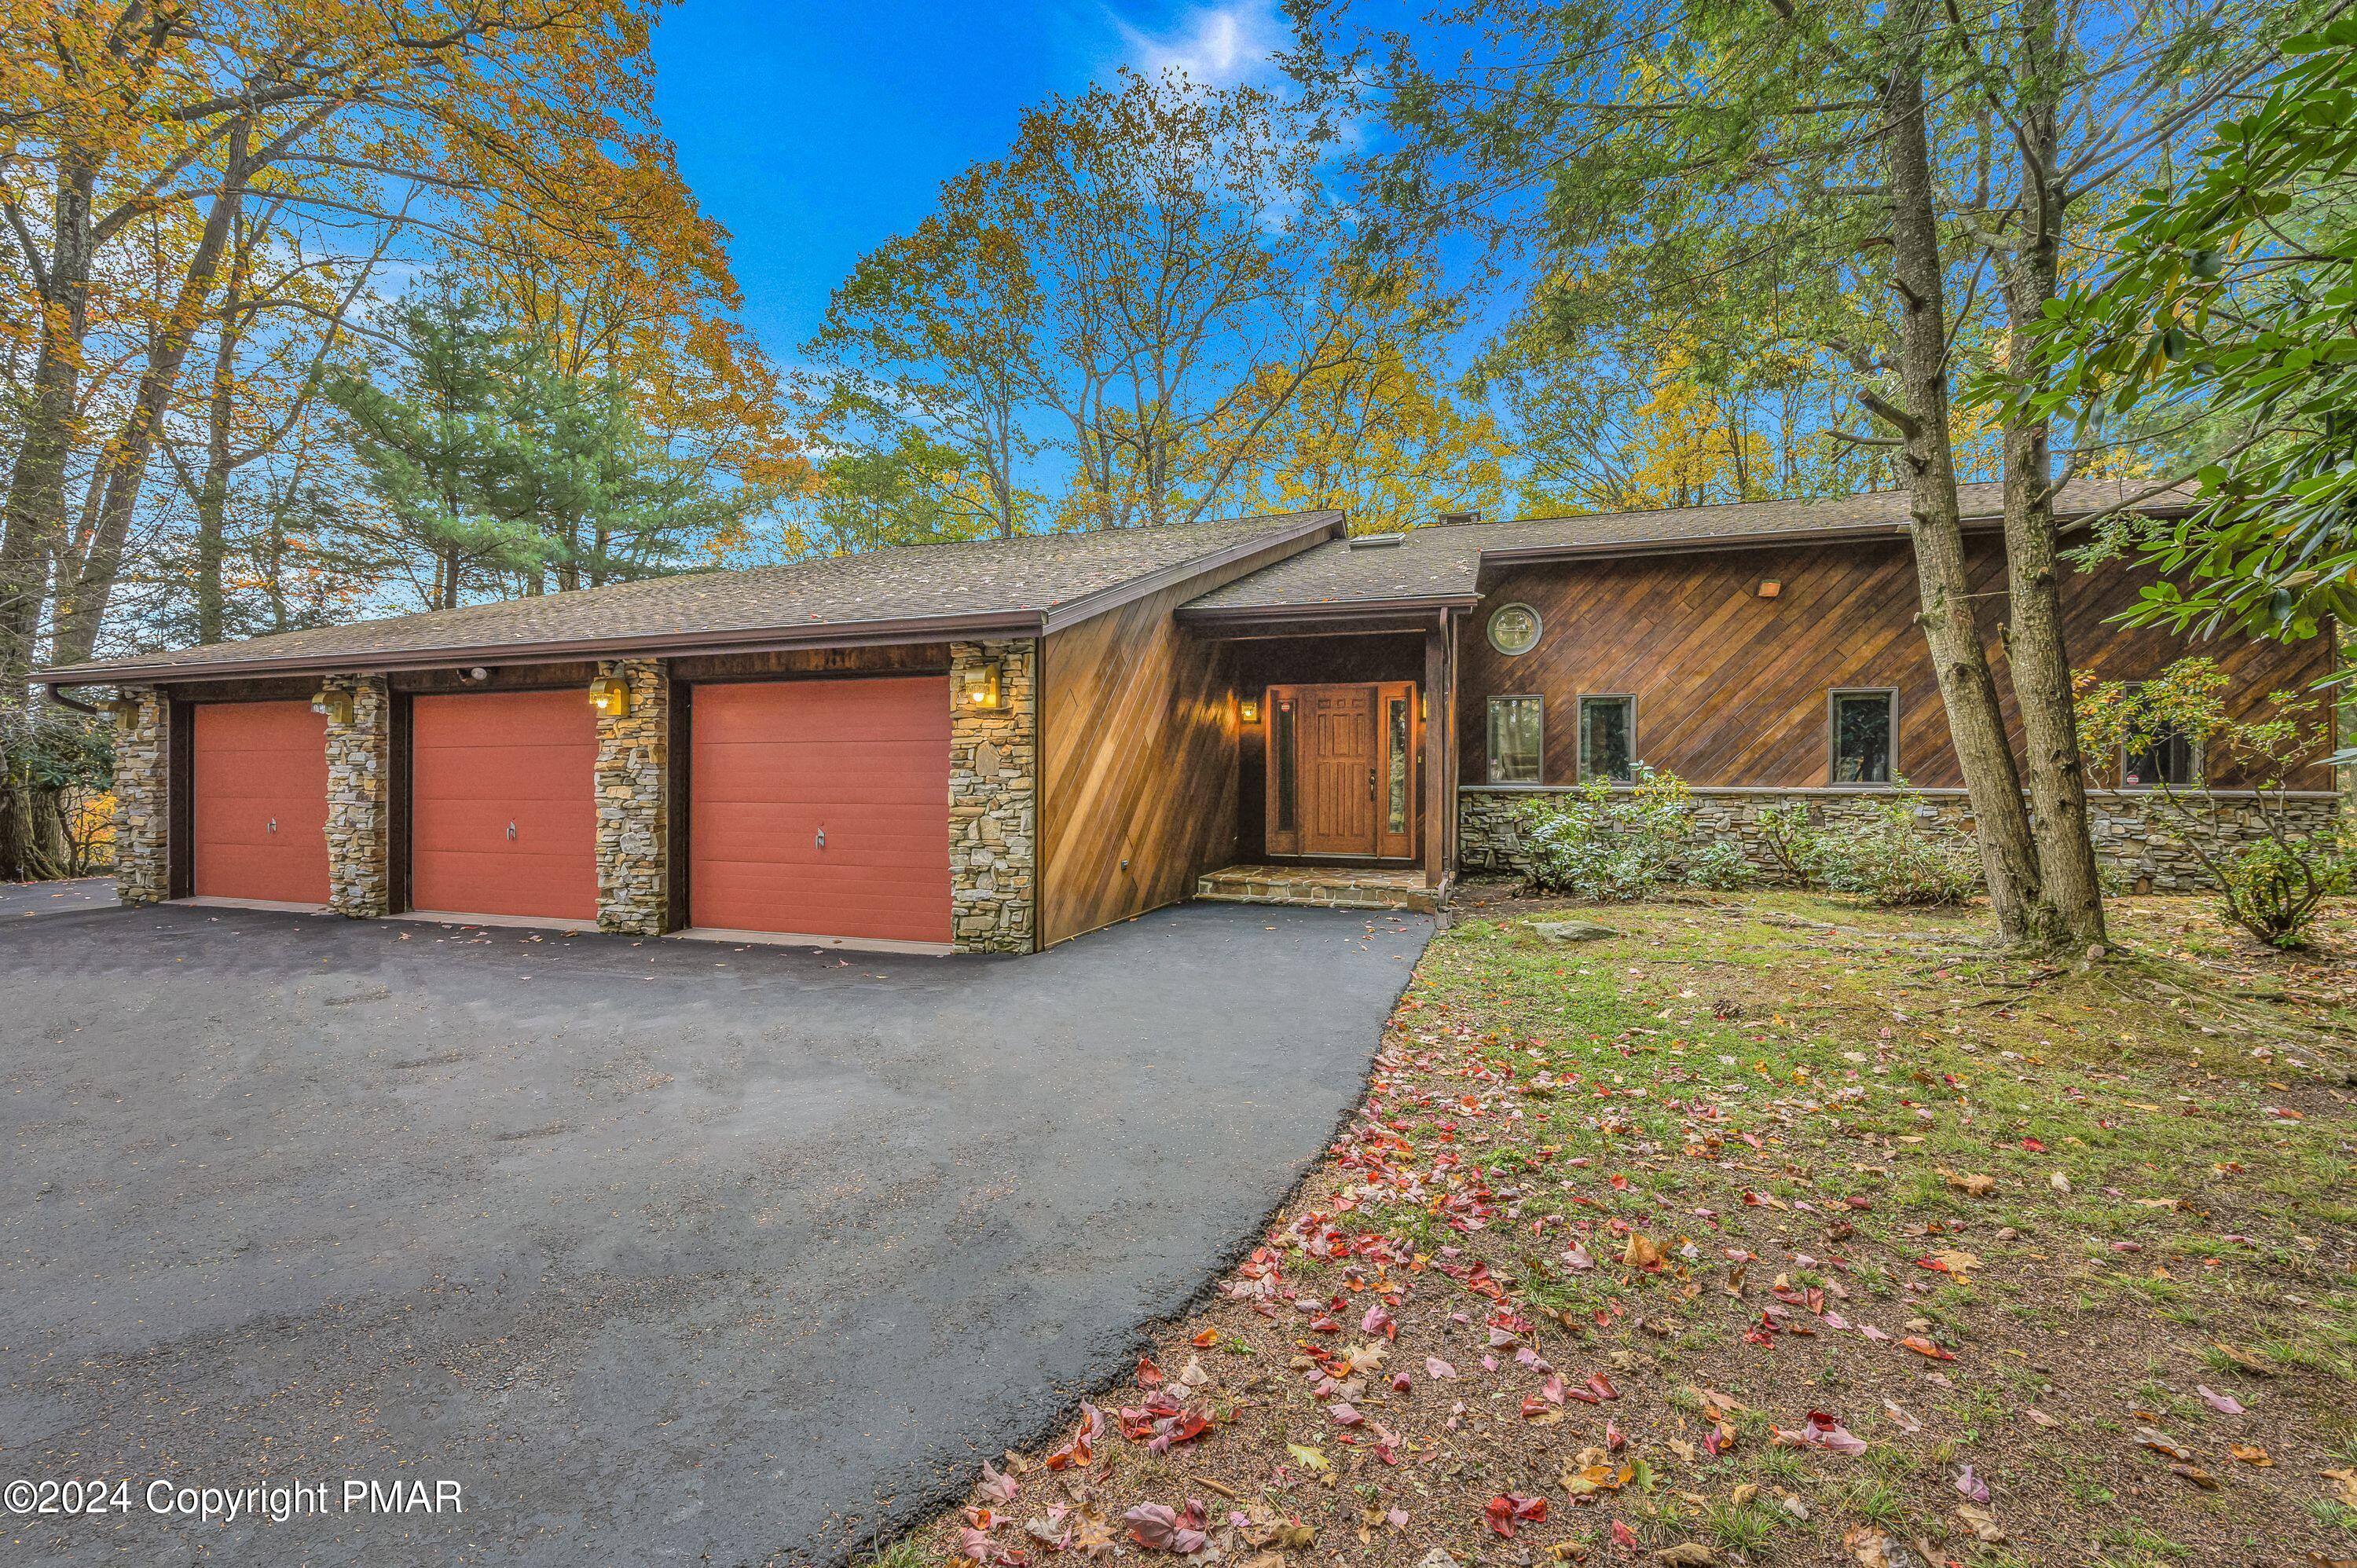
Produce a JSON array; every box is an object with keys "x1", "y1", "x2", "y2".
[
  {"x1": 409, "y1": 691, "x2": 598, "y2": 920},
  {"x1": 689, "y1": 675, "x2": 951, "y2": 943},
  {"x1": 1300, "y1": 684, "x2": 1377, "y2": 855},
  {"x1": 192, "y1": 700, "x2": 330, "y2": 903}
]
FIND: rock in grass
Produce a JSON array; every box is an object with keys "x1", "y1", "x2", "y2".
[{"x1": 1531, "y1": 919, "x2": 1619, "y2": 943}]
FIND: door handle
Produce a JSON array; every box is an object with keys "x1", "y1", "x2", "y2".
[
  {"x1": 816, "y1": 826, "x2": 826, "y2": 850},
  {"x1": 506, "y1": 820, "x2": 518, "y2": 841},
  {"x1": 1368, "y1": 766, "x2": 1376, "y2": 800},
  {"x1": 266, "y1": 818, "x2": 277, "y2": 834}
]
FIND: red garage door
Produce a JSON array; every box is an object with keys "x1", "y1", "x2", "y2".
[
  {"x1": 410, "y1": 691, "x2": 597, "y2": 921},
  {"x1": 192, "y1": 701, "x2": 329, "y2": 904},
  {"x1": 691, "y1": 676, "x2": 951, "y2": 943}
]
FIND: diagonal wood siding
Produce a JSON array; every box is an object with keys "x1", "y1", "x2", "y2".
[
  {"x1": 1457, "y1": 538, "x2": 2334, "y2": 790},
  {"x1": 1039, "y1": 580, "x2": 1242, "y2": 947}
]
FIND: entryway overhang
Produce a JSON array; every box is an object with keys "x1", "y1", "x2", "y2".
[{"x1": 1178, "y1": 595, "x2": 1472, "y2": 892}]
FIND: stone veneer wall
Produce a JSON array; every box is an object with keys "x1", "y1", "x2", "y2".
[
  {"x1": 1460, "y1": 784, "x2": 2343, "y2": 892},
  {"x1": 112, "y1": 687, "x2": 170, "y2": 904},
  {"x1": 949, "y1": 639, "x2": 1036, "y2": 954},
  {"x1": 595, "y1": 659, "x2": 670, "y2": 935},
  {"x1": 320, "y1": 674, "x2": 392, "y2": 915}
]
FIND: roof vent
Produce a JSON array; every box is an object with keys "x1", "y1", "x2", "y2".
[
  {"x1": 1347, "y1": 532, "x2": 1407, "y2": 550},
  {"x1": 1435, "y1": 510, "x2": 1482, "y2": 526}
]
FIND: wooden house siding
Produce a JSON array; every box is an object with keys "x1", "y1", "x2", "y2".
[
  {"x1": 1038, "y1": 580, "x2": 1241, "y2": 947},
  {"x1": 1456, "y1": 538, "x2": 2333, "y2": 791}
]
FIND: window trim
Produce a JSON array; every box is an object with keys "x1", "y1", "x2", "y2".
[
  {"x1": 1827, "y1": 687, "x2": 1900, "y2": 786},
  {"x1": 1576, "y1": 692, "x2": 1638, "y2": 782},
  {"x1": 1486, "y1": 693, "x2": 1545, "y2": 784},
  {"x1": 1486, "y1": 601, "x2": 1544, "y2": 658}
]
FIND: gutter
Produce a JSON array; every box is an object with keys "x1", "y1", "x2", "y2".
[
  {"x1": 1475, "y1": 504, "x2": 2198, "y2": 572},
  {"x1": 1175, "y1": 592, "x2": 1482, "y2": 627},
  {"x1": 34, "y1": 608, "x2": 1049, "y2": 687},
  {"x1": 41, "y1": 683, "x2": 103, "y2": 716}
]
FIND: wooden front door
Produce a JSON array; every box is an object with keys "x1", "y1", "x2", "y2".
[
  {"x1": 1301, "y1": 685, "x2": 1378, "y2": 854},
  {"x1": 1264, "y1": 682, "x2": 1419, "y2": 860}
]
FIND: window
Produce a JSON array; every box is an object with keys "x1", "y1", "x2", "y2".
[
  {"x1": 1488, "y1": 695, "x2": 1544, "y2": 783},
  {"x1": 1578, "y1": 696, "x2": 1635, "y2": 782},
  {"x1": 1487, "y1": 602, "x2": 1542, "y2": 657},
  {"x1": 2123, "y1": 724, "x2": 2196, "y2": 789},
  {"x1": 1387, "y1": 695, "x2": 1410, "y2": 833},
  {"x1": 1274, "y1": 698, "x2": 1298, "y2": 831},
  {"x1": 1831, "y1": 690, "x2": 1896, "y2": 784}
]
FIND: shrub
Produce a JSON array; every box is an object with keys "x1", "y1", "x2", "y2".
[
  {"x1": 1516, "y1": 769, "x2": 1773, "y2": 898},
  {"x1": 2216, "y1": 826, "x2": 2355, "y2": 949},
  {"x1": 1804, "y1": 784, "x2": 1981, "y2": 907},
  {"x1": 1517, "y1": 768, "x2": 1697, "y2": 900},
  {"x1": 2076, "y1": 654, "x2": 2345, "y2": 948},
  {"x1": 1685, "y1": 837, "x2": 1757, "y2": 890},
  {"x1": 1754, "y1": 801, "x2": 1817, "y2": 888}
]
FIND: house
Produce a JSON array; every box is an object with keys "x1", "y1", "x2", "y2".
[{"x1": 38, "y1": 480, "x2": 2337, "y2": 953}]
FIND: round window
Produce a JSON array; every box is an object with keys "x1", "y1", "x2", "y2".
[{"x1": 1487, "y1": 602, "x2": 1542, "y2": 656}]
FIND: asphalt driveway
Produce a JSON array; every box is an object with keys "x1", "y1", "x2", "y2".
[
  {"x1": 1, "y1": 876, "x2": 115, "y2": 919},
  {"x1": 0, "y1": 899, "x2": 1430, "y2": 1566}
]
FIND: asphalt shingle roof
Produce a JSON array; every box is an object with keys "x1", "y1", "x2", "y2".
[
  {"x1": 43, "y1": 511, "x2": 1341, "y2": 682},
  {"x1": 1182, "y1": 478, "x2": 2187, "y2": 614}
]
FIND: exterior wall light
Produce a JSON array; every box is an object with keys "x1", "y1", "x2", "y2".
[
  {"x1": 961, "y1": 659, "x2": 1003, "y2": 711},
  {"x1": 1756, "y1": 578, "x2": 1783, "y2": 599},
  {"x1": 106, "y1": 695, "x2": 143, "y2": 730},
  {"x1": 1239, "y1": 697, "x2": 1260, "y2": 723},
  {"x1": 310, "y1": 689, "x2": 354, "y2": 726},
  {"x1": 589, "y1": 675, "x2": 632, "y2": 718}
]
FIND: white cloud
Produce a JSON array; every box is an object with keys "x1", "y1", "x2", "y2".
[{"x1": 1113, "y1": 1, "x2": 1284, "y2": 88}]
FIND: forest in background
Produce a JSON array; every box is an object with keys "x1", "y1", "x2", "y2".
[{"x1": 2, "y1": 0, "x2": 2349, "y2": 899}]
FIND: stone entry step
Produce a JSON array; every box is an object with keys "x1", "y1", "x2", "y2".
[{"x1": 1194, "y1": 863, "x2": 1441, "y2": 914}]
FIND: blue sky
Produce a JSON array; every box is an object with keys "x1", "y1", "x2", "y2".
[{"x1": 651, "y1": 0, "x2": 1291, "y2": 364}]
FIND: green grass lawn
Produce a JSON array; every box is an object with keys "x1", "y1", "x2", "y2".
[{"x1": 904, "y1": 890, "x2": 2357, "y2": 1568}]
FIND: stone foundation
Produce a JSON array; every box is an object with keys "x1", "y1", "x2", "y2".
[
  {"x1": 321, "y1": 674, "x2": 392, "y2": 915},
  {"x1": 595, "y1": 660, "x2": 670, "y2": 935},
  {"x1": 949, "y1": 640, "x2": 1036, "y2": 954},
  {"x1": 1459, "y1": 784, "x2": 2343, "y2": 892},
  {"x1": 112, "y1": 687, "x2": 170, "y2": 904}
]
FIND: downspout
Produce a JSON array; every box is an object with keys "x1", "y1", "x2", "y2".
[{"x1": 42, "y1": 683, "x2": 102, "y2": 716}]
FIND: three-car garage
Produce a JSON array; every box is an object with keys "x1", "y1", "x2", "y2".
[{"x1": 174, "y1": 672, "x2": 957, "y2": 947}]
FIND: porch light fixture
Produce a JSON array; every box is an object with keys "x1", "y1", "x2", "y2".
[
  {"x1": 1756, "y1": 578, "x2": 1782, "y2": 599},
  {"x1": 105, "y1": 695, "x2": 143, "y2": 730},
  {"x1": 960, "y1": 659, "x2": 1004, "y2": 711},
  {"x1": 589, "y1": 675, "x2": 632, "y2": 718},
  {"x1": 310, "y1": 688, "x2": 354, "y2": 726},
  {"x1": 1239, "y1": 697, "x2": 1260, "y2": 724}
]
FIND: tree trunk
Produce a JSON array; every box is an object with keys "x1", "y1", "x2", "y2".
[
  {"x1": 194, "y1": 236, "x2": 247, "y2": 646},
  {"x1": 1995, "y1": 0, "x2": 2107, "y2": 951},
  {"x1": 0, "y1": 159, "x2": 97, "y2": 698},
  {"x1": 1878, "y1": 9, "x2": 2049, "y2": 944},
  {"x1": 52, "y1": 122, "x2": 251, "y2": 669}
]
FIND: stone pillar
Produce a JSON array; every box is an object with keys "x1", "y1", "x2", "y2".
[
  {"x1": 949, "y1": 640, "x2": 1037, "y2": 954},
  {"x1": 595, "y1": 658, "x2": 670, "y2": 935},
  {"x1": 112, "y1": 687, "x2": 170, "y2": 905},
  {"x1": 321, "y1": 673, "x2": 392, "y2": 916}
]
